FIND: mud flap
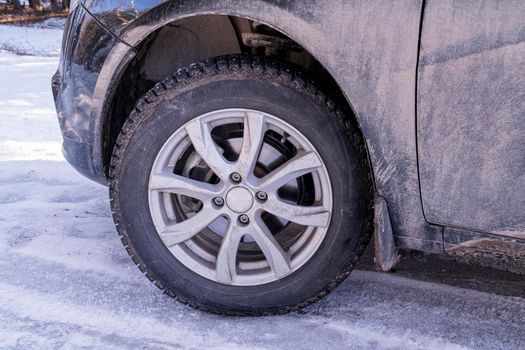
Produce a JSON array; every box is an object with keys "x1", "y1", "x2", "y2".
[{"x1": 374, "y1": 196, "x2": 400, "y2": 271}]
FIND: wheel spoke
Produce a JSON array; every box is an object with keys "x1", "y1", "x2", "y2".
[
  {"x1": 185, "y1": 118, "x2": 233, "y2": 182},
  {"x1": 149, "y1": 170, "x2": 221, "y2": 201},
  {"x1": 237, "y1": 111, "x2": 266, "y2": 178},
  {"x1": 251, "y1": 215, "x2": 291, "y2": 278},
  {"x1": 263, "y1": 198, "x2": 331, "y2": 227},
  {"x1": 255, "y1": 151, "x2": 322, "y2": 192},
  {"x1": 159, "y1": 208, "x2": 219, "y2": 247},
  {"x1": 216, "y1": 222, "x2": 244, "y2": 284}
]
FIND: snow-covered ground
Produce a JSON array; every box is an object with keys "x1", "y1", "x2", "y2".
[
  {"x1": 0, "y1": 21, "x2": 62, "y2": 56},
  {"x1": 0, "y1": 24, "x2": 524, "y2": 350}
]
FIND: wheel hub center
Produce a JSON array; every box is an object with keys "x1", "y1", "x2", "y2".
[{"x1": 226, "y1": 186, "x2": 254, "y2": 213}]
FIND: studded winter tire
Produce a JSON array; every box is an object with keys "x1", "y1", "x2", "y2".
[{"x1": 109, "y1": 55, "x2": 374, "y2": 315}]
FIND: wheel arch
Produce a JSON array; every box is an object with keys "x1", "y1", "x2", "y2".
[{"x1": 97, "y1": 11, "x2": 366, "y2": 182}]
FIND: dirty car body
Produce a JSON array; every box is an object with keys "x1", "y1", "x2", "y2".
[{"x1": 52, "y1": 0, "x2": 525, "y2": 313}]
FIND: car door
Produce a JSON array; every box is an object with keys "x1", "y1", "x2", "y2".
[{"x1": 417, "y1": 0, "x2": 525, "y2": 238}]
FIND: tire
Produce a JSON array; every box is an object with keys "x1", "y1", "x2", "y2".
[{"x1": 109, "y1": 55, "x2": 374, "y2": 315}]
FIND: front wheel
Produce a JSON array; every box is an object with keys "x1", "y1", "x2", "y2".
[{"x1": 109, "y1": 55, "x2": 373, "y2": 315}]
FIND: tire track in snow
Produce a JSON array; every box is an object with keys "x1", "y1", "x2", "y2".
[{"x1": 0, "y1": 282, "x2": 248, "y2": 350}]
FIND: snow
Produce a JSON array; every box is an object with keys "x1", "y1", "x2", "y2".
[
  {"x1": 0, "y1": 24, "x2": 524, "y2": 350},
  {"x1": 0, "y1": 22, "x2": 62, "y2": 56}
]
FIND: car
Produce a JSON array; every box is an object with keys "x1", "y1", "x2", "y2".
[{"x1": 51, "y1": 0, "x2": 525, "y2": 315}]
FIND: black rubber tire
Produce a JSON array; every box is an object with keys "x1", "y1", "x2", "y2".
[{"x1": 109, "y1": 55, "x2": 374, "y2": 316}]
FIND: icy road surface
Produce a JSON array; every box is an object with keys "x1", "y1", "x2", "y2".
[{"x1": 0, "y1": 24, "x2": 524, "y2": 350}]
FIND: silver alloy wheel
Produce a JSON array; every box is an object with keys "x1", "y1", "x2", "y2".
[{"x1": 148, "y1": 109, "x2": 333, "y2": 286}]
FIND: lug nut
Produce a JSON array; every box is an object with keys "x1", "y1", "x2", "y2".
[
  {"x1": 230, "y1": 172, "x2": 242, "y2": 183},
  {"x1": 256, "y1": 191, "x2": 267, "y2": 201},
  {"x1": 238, "y1": 214, "x2": 250, "y2": 225},
  {"x1": 213, "y1": 197, "x2": 224, "y2": 207}
]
